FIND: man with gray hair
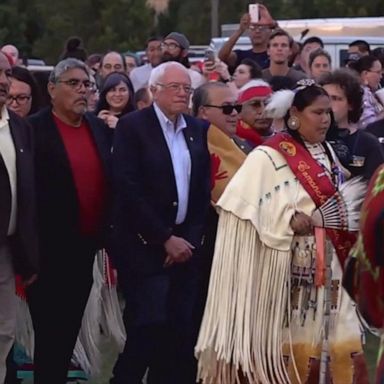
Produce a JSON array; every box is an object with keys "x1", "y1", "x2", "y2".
[
  {"x1": 26, "y1": 58, "x2": 112, "y2": 384},
  {"x1": 110, "y1": 61, "x2": 210, "y2": 383}
]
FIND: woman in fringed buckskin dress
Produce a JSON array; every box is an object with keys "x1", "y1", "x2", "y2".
[{"x1": 195, "y1": 80, "x2": 369, "y2": 384}]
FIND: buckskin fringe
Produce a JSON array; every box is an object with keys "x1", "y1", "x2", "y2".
[{"x1": 195, "y1": 211, "x2": 292, "y2": 383}]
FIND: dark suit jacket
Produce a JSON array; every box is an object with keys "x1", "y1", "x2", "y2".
[
  {"x1": 367, "y1": 118, "x2": 384, "y2": 144},
  {"x1": 0, "y1": 110, "x2": 39, "y2": 278},
  {"x1": 27, "y1": 107, "x2": 112, "y2": 263},
  {"x1": 111, "y1": 105, "x2": 211, "y2": 278}
]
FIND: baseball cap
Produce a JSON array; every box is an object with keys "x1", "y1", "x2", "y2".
[{"x1": 164, "y1": 32, "x2": 190, "y2": 50}]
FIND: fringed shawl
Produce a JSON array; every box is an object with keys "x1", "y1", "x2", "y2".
[{"x1": 195, "y1": 146, "x2": 316, "y2": 383}]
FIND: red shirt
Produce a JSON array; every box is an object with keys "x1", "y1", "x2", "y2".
[{"x1": 54, "y1": 114, "x2": 107, "y2": 236}]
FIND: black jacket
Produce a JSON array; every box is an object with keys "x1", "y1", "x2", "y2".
[
  {"x1": 0, "y1": 110, "x2": 39, "y2": 278},
  {"x1": 111, "y1": 105, "x2": 211, "y2": 277},
  {"x1": 28, "y1": 107, "x2": 112, "y2": 259}
]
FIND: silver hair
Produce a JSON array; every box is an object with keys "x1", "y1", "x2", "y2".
[
  {"x1": 148, "y1": 62, "x2": 190, "y2": 88},
  {"x1": 49, "y1": 58, "x2": 90, "y2": 83}
]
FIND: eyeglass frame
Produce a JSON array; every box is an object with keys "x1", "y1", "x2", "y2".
[
  {"x1": 56, "y1": 78, "x2": 93, "y2": 91},
  {"x1": 203, "y1": 104, "x2": 242, "y2": 115},
  {"x1": 249, "y1": 24, "x2": 273, "y2": 32},
  {"x1": 156, "y1": 82, "x2": 194, "y2": 94},
  {"x1": 367, "y1": 69, "x2": 382, "y2": 75},
  {"x1": 6, "y1": 94, "x2": 32, "y2": 105},
  {"x1": 161, "y1": 42, "x2": 182, "y2": 51}
]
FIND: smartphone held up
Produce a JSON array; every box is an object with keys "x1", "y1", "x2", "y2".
[
  {"x1": 204, "y1": 49, "x2": 220, "y2": 81},
  {"x1": 249, "y1": 3, "x2": 259, "y2": 23}
]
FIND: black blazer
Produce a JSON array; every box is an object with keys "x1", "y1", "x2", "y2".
[
  {"x1": 0, "y1": 110, "x2": 39, "y2": 278},
  {"x1": 111, "y1": 105, "x2": 211, "y2": 276},
  {"x1": 27, "y1": 107, "x2": 113, "y2": 257}
]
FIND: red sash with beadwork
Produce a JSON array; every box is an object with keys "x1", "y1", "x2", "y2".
[{"x1": 264, "y1": 132, "x2": 356, "y2": 268}]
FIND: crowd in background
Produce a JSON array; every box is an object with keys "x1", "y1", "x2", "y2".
[{"x1": 1, "y1": 3, "x2": 384, "y2": 384}]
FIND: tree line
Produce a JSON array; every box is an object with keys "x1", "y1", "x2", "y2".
[{"x1": 1, "y1": 0, "x2": 383, "y2": 64}]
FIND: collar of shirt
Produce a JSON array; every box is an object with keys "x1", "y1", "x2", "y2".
[
  {"x1": 153, "y1": 102, "x2": 187, "y2": 136},
  {"x1": 0, "y1": 106, "x2": 10, "y2": 130}
]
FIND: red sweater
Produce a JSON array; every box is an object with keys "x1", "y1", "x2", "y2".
[{"x1": 54, "y1": 114, "x2": 107, "y2": 236}]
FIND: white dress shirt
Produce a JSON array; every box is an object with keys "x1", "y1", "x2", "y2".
[
  {"x1": 0, "y1": 106, "x2": 17, "y2": 235},
  {"x1": 153, "y1": 103, "x2": 191, "y2": 224}
]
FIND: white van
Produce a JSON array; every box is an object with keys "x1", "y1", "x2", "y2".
[{"x1": 213, "y1": 17, "x2": 384, "y2": 68}]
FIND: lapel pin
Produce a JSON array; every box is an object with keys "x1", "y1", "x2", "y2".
[
  {"x1": 20, "y1": 148, "x2": 24, "y2": 153},
  {"x1": 189, "y1": 137, "x2": 194, "y2": 142}
]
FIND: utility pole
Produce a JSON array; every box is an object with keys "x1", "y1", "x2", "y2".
[{"x1": 211, "y1": 0, "x2": 219, "y2": 37}]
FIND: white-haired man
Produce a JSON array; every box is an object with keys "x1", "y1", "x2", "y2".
[{"x1": 110, "y1": 61, "x2": 211, "y2": 384}]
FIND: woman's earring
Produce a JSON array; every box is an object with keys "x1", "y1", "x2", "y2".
[{"x1": 287, "y1": 116, "x2": 300, "y2": 130}]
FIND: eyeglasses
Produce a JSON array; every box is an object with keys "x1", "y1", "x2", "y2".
[
  {"x1": 161, "y1": 42, "x2": 181, "y2": 51},
  {"x1": 249, "y1": 25, "x2": 272, "y2": 32},
  {"x1": 204, "y1": 104, "x2": 242, "y2": 115},
  {"x1": 157, "y1": 82, "x2": 194, "y2": 94},
  {"x1": 368, "y1": 69, "x2": 382, "y2": 75},
  {"x1": 57, "y1": 78, "x2": 93, "y2": 90},
  {"x1": 0, "y1": 69, "x2": 12, "y2": 78},
  {"x1": 6, "y1": 94, "x2": 32, "y2": 105}
]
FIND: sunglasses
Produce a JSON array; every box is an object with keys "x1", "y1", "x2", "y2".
[{"x1": 204, "y1": 104, "x2": 242, "y2": 115}]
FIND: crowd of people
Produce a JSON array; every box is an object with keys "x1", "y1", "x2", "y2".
[{"x1": 1, "y1": 3, "x2": 384, "y2": 384}]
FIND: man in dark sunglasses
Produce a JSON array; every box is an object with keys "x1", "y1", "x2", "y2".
[
  {"x1": 237, "y1": 79, "x2": 274, "y2": 146},
  {"x1": 191, "y1": 83, "x2": 252, "y2": 351},
  {"x1": 194, "y1": 83, "x2": 240, "y2": 137}
]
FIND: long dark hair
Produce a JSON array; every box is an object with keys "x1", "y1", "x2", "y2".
[
  {"x1": 285, "y1": 84, "x2": 330, "y2": 144},
  {"x1": 11, "y1": 66, "x2": 43, "y2": 115},
  {"x1": 348, "y1": 55, "x2": 379, "y2": 74},
  {"x1": 239, "y1": 58, "x2": 262, "y2": 79},
  {"x1": 95, "y1": 72, "x2": 135, "y2": 116}
]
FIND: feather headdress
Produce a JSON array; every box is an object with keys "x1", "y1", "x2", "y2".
[
  {"x1": 264, "y1": 89, "x2": 295, "y2": 119},
  {"x1": 264, "y1": 78, "x2": 318, "y2": 119}
]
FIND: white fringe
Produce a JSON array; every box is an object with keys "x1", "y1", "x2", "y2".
[
  {"x1": 15, "y1": 295, "x2": 34, "y2": 359},
  {"x1": 72, "y1": 251, "x2": 104, "y2": 376},
  {"x1": 72, "y1": 250, "x2": 126, "y2": 378},
  {"x1": 14, "y1": 250, "x2": 126, "y2": 380},
  {"x1": 98, "y1": 252, "x2": 126, "y2": 350},
  {"x1": 195, "y1": 211, "x2": 292, "y2": 384}
]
